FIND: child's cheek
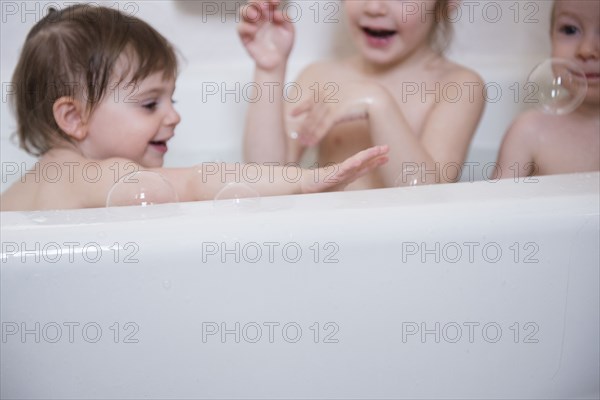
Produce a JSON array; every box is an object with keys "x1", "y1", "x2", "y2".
[{"x1": 550, "y1": 41, "x2": 569, "y2": 59}]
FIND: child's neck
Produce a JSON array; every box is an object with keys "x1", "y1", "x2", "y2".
[
  {"x1": 354, "y1": 45, "x2": 440, "y2": 77},
  {"x1": 43, "y1": 144, "x2": 86, "y2": 161}
]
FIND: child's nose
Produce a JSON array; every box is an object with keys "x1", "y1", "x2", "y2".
[
  {"x1": 364, "y1": 0, "x2": 389, "y2": 16},
  {"x1": 164, "y1": 104, "x2": 181, "y2": 126}
]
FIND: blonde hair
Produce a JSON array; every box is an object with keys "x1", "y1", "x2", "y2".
[{"x1": 431, "y1": 0, "x2": 456, "y2": 53}]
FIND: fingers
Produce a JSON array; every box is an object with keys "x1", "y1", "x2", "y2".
[
  {"x1": 239, "y1": 1, "x2": 263, "y2": 23},
  {"x1": 263, "y1": 0, "x2": 292, "y2": 30},
  {"x1": 238, "y1": 0, "x2": 269, "y2": 39},
  {"x1": 237, "y1": 21, "x2": 259, "y2": 44},
  {"x1": 298, "y1": 104, "x2": 333, "y2": 147},
  {"x1": 238, "y1": 2, "x2": 262, "y2": 44},
  {"x1": 355, "y1": 145, "x2": 390, "y2": 162},
  {"x1": 341, "y1": 145, "x2": 390, "y2": 177},
  {"x1": 238, "y1": 1, "x2": 293, "y2": 45},
  {"x1": 354, "y1": 153, "x2": 389, "y2": 178},
  {"x1": 304, "y1": 145, "x2": 390, "y2": 193},
  {"x1": 291, "y1": 101, "x2": 312, "y2": 117},
  {"x1": 327, "y1": 145, "x2": 389, "y2": 185},
  {"x1": 266, "y1": 0, "x2": 282, "y2": 11},
  {"x1": 239, "y1": 0, "x2": 284, "y2": 25},
  {"x1": 294, "y1": 98, "x2": 372, "y2": 148}
]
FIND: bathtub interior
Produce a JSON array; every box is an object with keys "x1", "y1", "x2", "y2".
[
  {"x1": 2, "y1": 2, "x2": 599, "y2": 399},
  {"x1": 0, "y1": 0, "x2": 554, "y2": 190}
]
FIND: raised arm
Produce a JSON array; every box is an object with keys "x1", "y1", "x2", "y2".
[{"x1": 238, "y1": 0, "x2": 294, "y2": 163}]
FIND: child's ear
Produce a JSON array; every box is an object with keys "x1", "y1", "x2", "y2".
[{"x1": 52, "y1": 97, "x2": 88, "y2": 141}]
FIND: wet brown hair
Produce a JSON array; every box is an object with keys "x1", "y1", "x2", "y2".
[{"x1": 11, "y1": 4, "x2": 179, "y2": 156}]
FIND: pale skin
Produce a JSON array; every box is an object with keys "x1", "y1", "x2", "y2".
[
  {"x1": 239, "y1": 0, "x2": 485, "y2": 188},
  {"x1": 494, "y1": 0, "x2": 599, "y2": 179},
  {"x1": 0, "y1": 63, "x2": 389, "y2": 211}
]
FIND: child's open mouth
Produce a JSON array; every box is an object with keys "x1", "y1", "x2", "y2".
[
  {"x1": 149, "y1": 140, "x2": 168, "y2": 154},
  {"x1": 362, "y1": 27, "x2": 397, "y2": 47}
]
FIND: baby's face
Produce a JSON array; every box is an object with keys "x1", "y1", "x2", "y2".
[
  {"x1": 343, "y1": 0, "x2": 437, "y2": 67},
  {"x1": 80, "y1": 70, "x2": 181, "y2": 168},
  {"x1": 551, "y1": 0, "x2": 600, "y2": 103}
]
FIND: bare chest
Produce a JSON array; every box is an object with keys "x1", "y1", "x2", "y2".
[{"x1": 535, "y1": 122, "x2": 600, "y2": 175}]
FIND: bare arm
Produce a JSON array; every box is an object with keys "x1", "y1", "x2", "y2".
[
  {"x1": 493, "y1": 113, "x2": 538, "y2": 179},
  {"x1": 238, "y1": 0, "x2": 294, "y2": 163},
  {"x1": 77, "y1": 146, "x2": 388, "y2": 208},
  {"x1": 188, "y1": 145, "x2": 388, "y2": 200},
  {"x1": 293, "y1": 69, "x2": 486, "y2": 186},
  {"x1": 415, "y1": 70, "x2": 486, "y2": 184}
]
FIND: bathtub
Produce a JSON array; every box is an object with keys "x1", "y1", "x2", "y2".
[
  {"x1": 1, "y1": 1, "x2": 599, "y2": 398},
  {"x1": 2, "y1": 62, "x2": 600, "y2": 400},
  {"x1": 1, "y1": 172, "x2": 599, "y2": 399}
]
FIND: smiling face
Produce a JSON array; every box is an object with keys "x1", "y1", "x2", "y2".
[
  {"x1": 551, "y1": 0, "x2": 600, "y2": 105},
  {"x1": 78, "y1": 67, "x2": 181, "y2": 168},
  {"x1": 343, "y1": 0, "x2": 439, "y2": 68}
]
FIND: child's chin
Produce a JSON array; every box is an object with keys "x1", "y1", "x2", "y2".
[
  {"x1": 140, "y1": 156, "x2": 165, "y2": 169},
  {"x1": 361, "y1": 52, "x2": 405, "y2": 69},
  {"x1": 357, "y1": 45, "x2": 404, "y2": 65}
]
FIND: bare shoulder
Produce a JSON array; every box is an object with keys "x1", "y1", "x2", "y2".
[
  {"x1": 499, "y1": 109, "x2": 552, "y2": 165},
  {"x1": 0, "y1": 182, "x2": 30, "y2": 211},
  {"x1": 295, "y1": 58, "x2": 352, "y2": 83},
  {"x1": 437, "y1": 59, "x2": 485, "y2": 88},
  {"x1": 505, "y1": 109, "x2": 550, "y2": 143},
  {"x1": 493, "y1": 110, "x2": 550, "y2": 177},
  {"x1": 1, "y1": 154, "x2": 145, "y2": 211},
  {"x1": 0, "y1": 154, "x2": 197, "y2": 211}
]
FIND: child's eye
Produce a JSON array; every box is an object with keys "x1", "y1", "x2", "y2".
[
  {"x1": 142, "y1": 101, "x2": 158, "y2": 110},
  {"x1": 559, "y1": 24, "x2": 579, "y2": 35}
]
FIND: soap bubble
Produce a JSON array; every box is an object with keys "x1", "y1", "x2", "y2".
[
  {"x1": 288, "y1": 130, "x2": 299, "y2": 140},
  {"x1": 394, "y1": 165, "x2": 421, "y2": 187},
  {"x1": 106, "y1": 171, "x2": 179, "y2": 207},
  {"x1": 213, "y1": 182, "x2": 261, "y2": 209},
  {"x1": 286, "y1": 114, "x2": 304, "y2": 140},
  {"x1": 526, "y1": 58, "x2": 588, "y2": 115}
]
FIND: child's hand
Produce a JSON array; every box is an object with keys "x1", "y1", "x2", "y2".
[
  {"x1": 238, "y1": 0, "x2": 294, "y2": 71},
  {"x1": 301, "y1": 145, "x2": 389, "y2": 194},
  {"x1": 291, "y1": 82, "x2": 392, "y2": 147}
]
